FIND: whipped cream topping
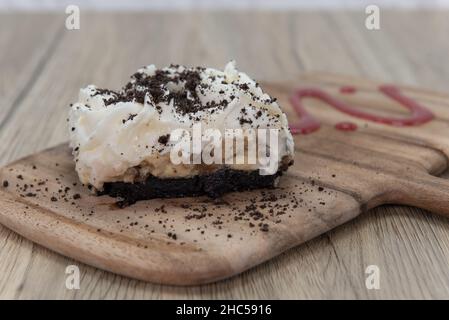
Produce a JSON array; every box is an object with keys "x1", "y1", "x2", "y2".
[{"x1": 69, "y1": 61, "x2": 294, "y2": 189}]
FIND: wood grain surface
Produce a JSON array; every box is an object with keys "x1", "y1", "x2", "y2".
[
  {"x1": 1, "y1": 10, "x2": 449, "y2": 299},
  {"x1": 1, "y1": 76, "x2": 449, "y2": 286}
]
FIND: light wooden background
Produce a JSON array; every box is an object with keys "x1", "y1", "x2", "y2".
[{"x1": 1, "y1": 10, "x2": 449, "y2": 299}]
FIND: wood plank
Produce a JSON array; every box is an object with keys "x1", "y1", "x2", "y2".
[{"x1": 0, "y1": 13, "x2": 63, "y2": 130}]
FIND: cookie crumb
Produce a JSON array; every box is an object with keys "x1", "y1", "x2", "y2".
[{"x1": 158, "y1": 134, "x2": 170, "y2": 145}]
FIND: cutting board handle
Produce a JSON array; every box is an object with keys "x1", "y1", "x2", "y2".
[{"x1": 393, "y1": 174, "x2": 449, "y2": 217}]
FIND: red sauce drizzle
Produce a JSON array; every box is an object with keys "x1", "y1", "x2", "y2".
[
  {"x1": 340, "y1": 86, "x2": 356, "y2": 94},
  {"x1": 335, "y1": 122, "x2": 357, "y2": 131},
  {"x1": 289, "y1": 85, "x2": 434, "y2": 134}
]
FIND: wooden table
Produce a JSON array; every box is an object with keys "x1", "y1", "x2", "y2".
[{"x1": 1, "y1": 10, "x2": 449, "y2": 299}]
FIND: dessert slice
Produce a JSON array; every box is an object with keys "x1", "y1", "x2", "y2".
[{"x1": 69, "y1": 61, "x2": 294, "y2": 206}]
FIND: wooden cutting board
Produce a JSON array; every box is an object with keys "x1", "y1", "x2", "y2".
[{"x1": 0, "y1": 73, "x2": 448, "y2": 285}]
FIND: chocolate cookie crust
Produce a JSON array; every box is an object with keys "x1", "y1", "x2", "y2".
[{"x1": 100, "y1": 168, "x2": 282, "y2": 207}]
